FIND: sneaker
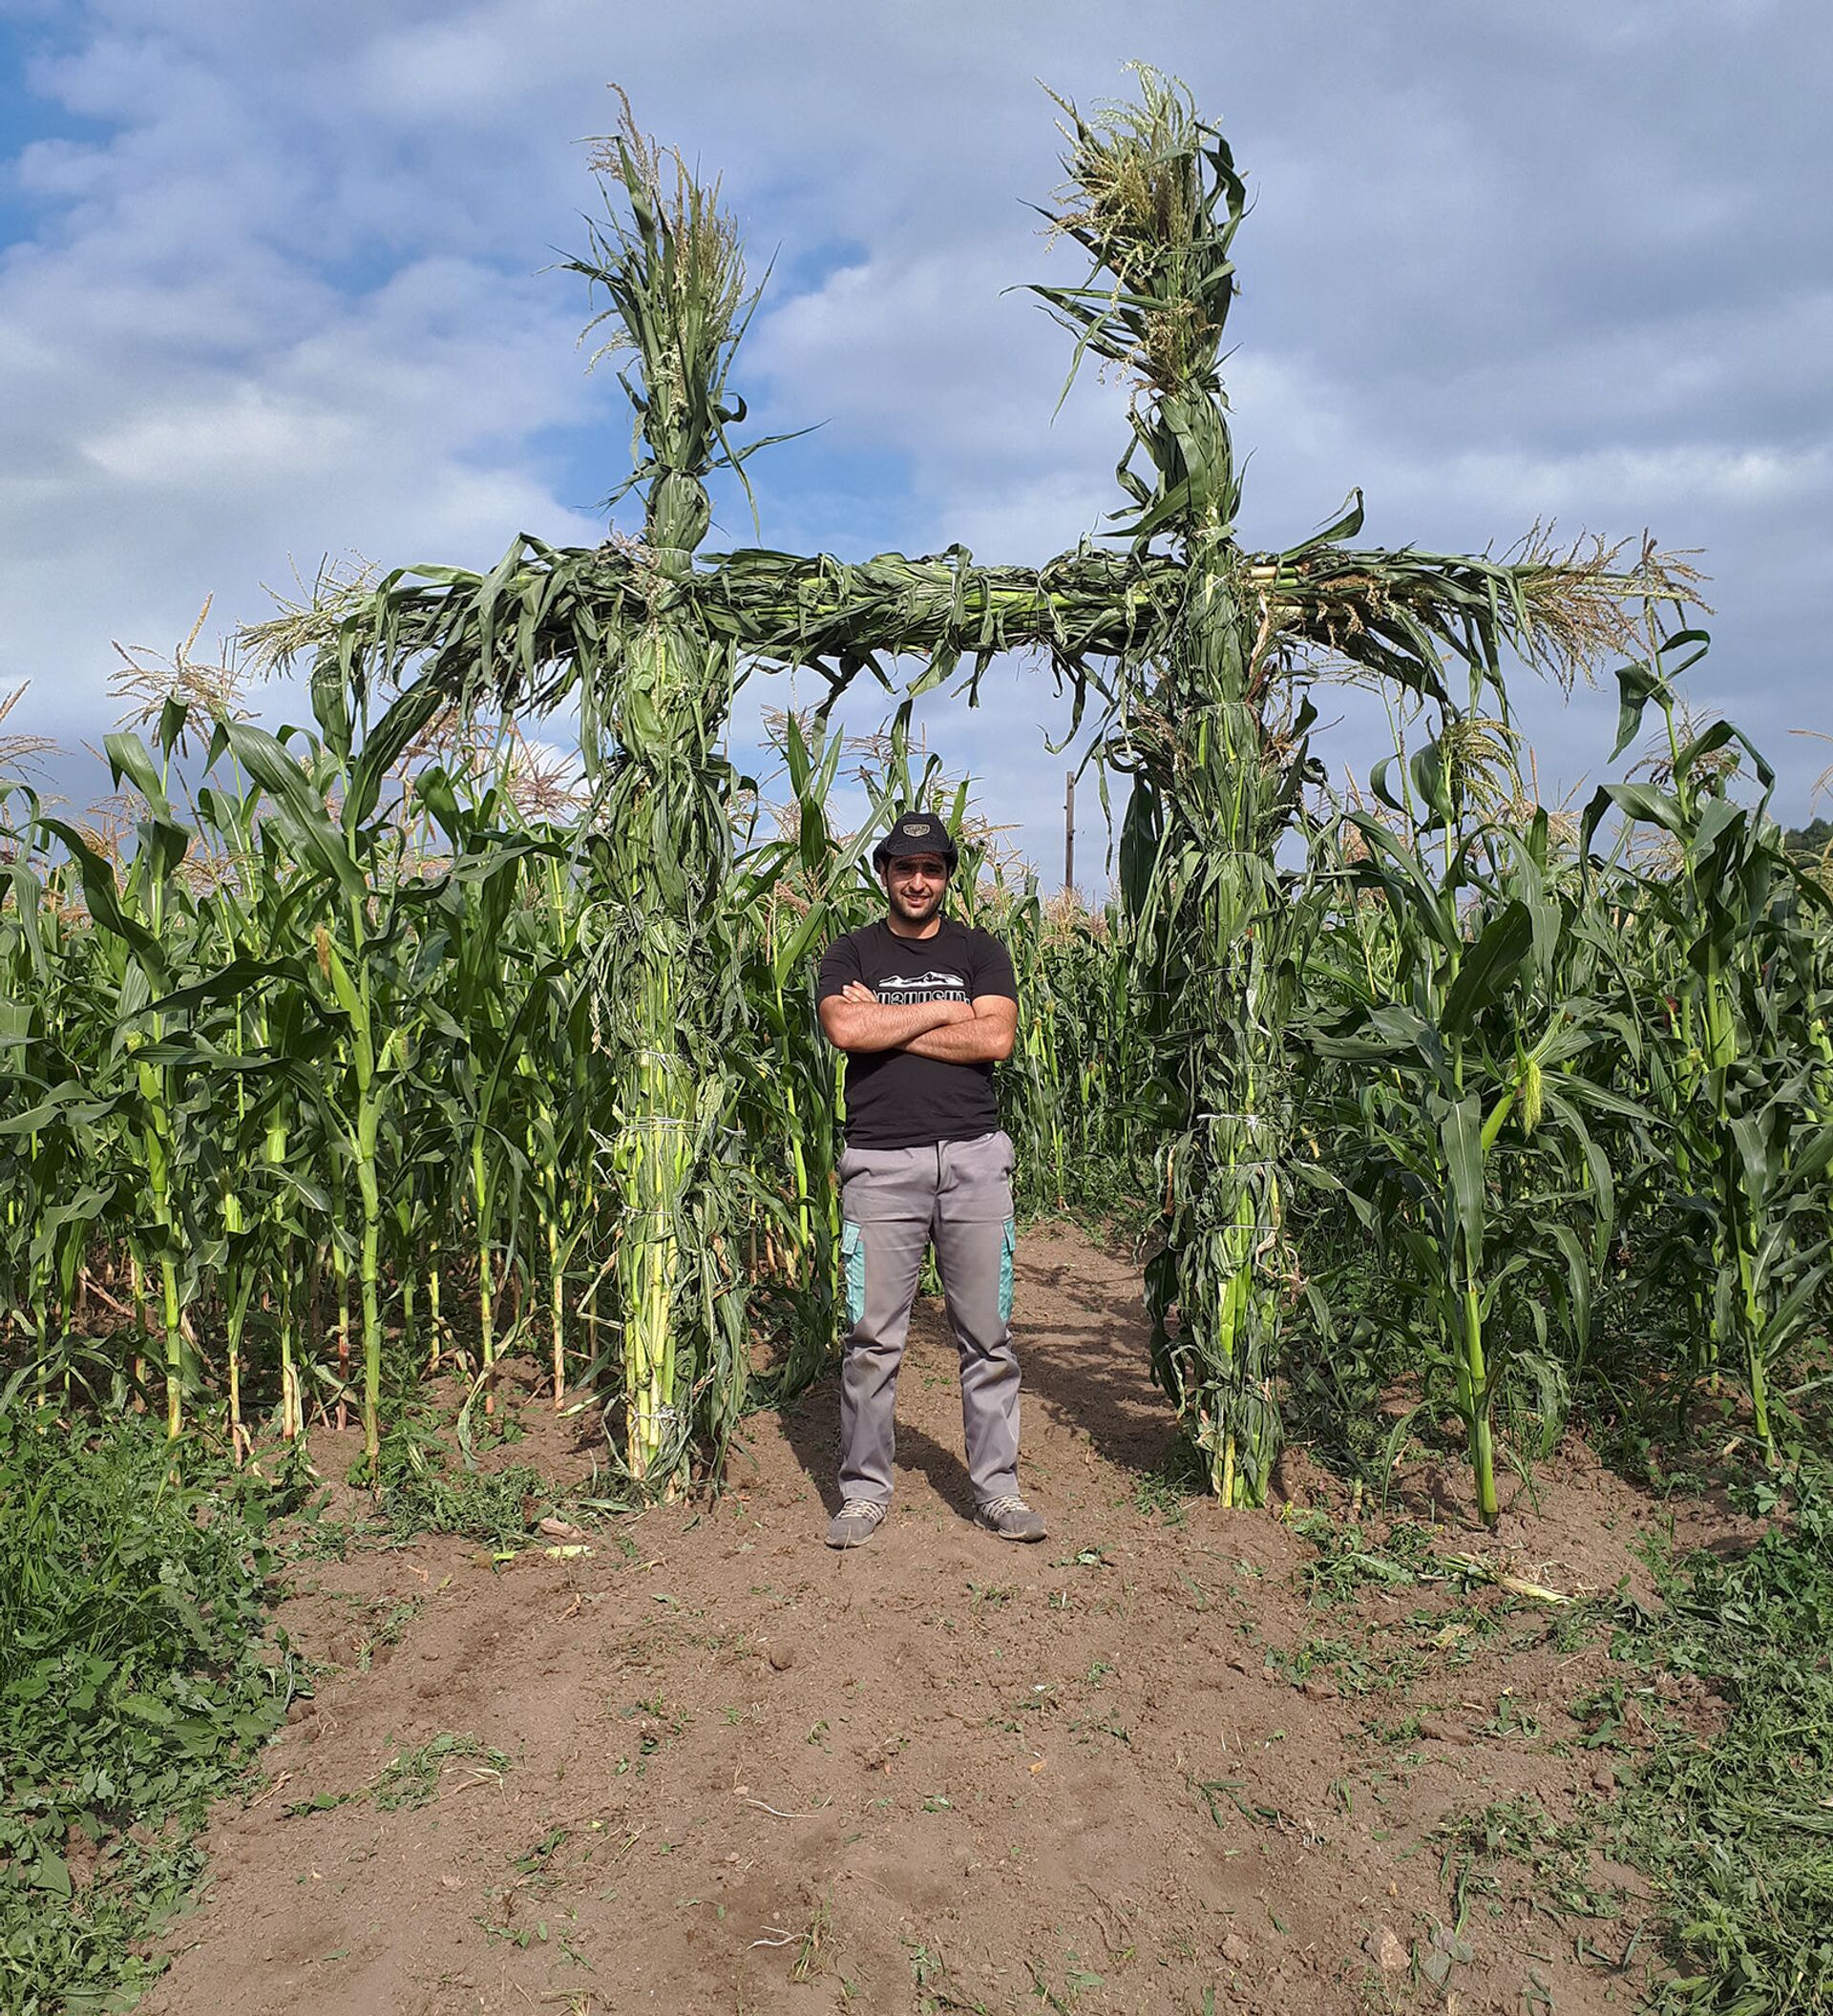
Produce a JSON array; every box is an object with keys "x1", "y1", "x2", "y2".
[
  {"x1": 973, "y1": 1494, "x2": 1047, "y2": 1543},
  {"x1": 825, "y1": 1499, "x2": 889, "y2": 1549}
]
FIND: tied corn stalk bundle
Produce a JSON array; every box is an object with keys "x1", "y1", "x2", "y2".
[
  {"x1": 1030, "y1": 72, "x2": 1315, "y2": 1503},
  {"x1": 566, "y1": 111, "x2": 771, "y2": 1493},
  {"x1": 1027, "y1": 68, "x2": 1696, "y2": 1506}
]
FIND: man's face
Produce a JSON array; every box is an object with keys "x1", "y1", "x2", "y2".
[{"x1": 883, "y1": 852, "x2": 949, "y2": 928}]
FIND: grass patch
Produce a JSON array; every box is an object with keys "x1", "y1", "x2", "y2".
[
  {"x1": 293, "y1": 1399, "x2": 607, "y2": 1555},
  {"x1": 1285, "y1": 1510, "x2": 1439, "y2": 1606},
  {"x1": 1605, "y1": 1466, "x2": 1833, "y2": 2012},
  {"x1": 365, "y1": 1401, "x2": 569, "y2": 1543},
  {"x1": 1431, "y1": 1462, "x2": 1833, "y2": 2012},
  {"x1": 0, "y1": 1407, "x2": 298, "y2": 2012},
  {"x1": 284, "y1": 1730, "x2": 512, "y2": 1818},
  {"x1": 1436, "y1": 1793, "x2": 1619, "y2": 1925},
  {"x1": 1131, "y1": 1435, "x2": 1208, "y2": 1526}
]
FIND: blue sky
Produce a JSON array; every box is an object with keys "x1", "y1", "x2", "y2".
[{"x1": 2, "y1": 0, "x2": 1827, "y2": 882}]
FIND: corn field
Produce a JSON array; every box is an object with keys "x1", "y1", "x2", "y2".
[{"x1": 3, "y1": 72, "x2": 1829, "y2": 1523}]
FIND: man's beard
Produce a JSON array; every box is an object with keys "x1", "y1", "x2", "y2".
[{"x1": 890, "y1": 883, "x2": 941, "y2": 926}]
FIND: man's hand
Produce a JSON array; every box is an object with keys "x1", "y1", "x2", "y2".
[
  {"x1": 819, "y1": 983, "x2": 974, "y2": 1055},
  {"x1": 902, "y1": 995, "x2": 1017, "y2": 1063}
]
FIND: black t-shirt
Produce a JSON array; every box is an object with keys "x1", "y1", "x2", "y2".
[{"x1": 816, "y1": 918, "x2": 1018, "y2": 1147}]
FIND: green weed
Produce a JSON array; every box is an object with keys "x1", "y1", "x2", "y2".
[
  {"x1": 1132, "y1": 1437, "x2": 1207, "y2": 1525},
  {"x1": 358, "y1": 1401, "x2": 579, "y2": 1544},
  {"x1": 906, "y1": 1936, "x2": 987, "y2": 2013},
  {"x1": 1287, "y1": 1510, "x2": 1439, "y2": 1606},
  {"x1": 0, "y1": 1410, "x2": 297, "y2": 2011},
  {"x1": 1431, "y1": 1463, "x2": 1833, "y2": 2011},
  {"x1": 374, "y1": 1731, "x2": 510, "y2": 1809},
  {"x1": 1606, "y1": 1465, "x2": 1833, "y2": 2011}
]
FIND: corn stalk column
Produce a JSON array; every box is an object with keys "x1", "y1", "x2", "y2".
[
  {"x1": 568, "y1": 120, "x2": 756, "y2": 1493},
  {"x1": 603, "y1": 578, "x2": 728, "y2": 1489},
  {"x1": 1117, "y1": 537, "x2": 1306, "y2": 1505},
  {"x1": 1036, "y1": 79, "x2": 1310, "y2": 1503}
]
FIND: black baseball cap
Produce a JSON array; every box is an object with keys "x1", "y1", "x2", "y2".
[{"x1": 872, "y1": 811, "x2": 959, "y2": 874}]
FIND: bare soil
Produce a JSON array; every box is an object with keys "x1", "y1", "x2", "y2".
[{"x1": 145, "y1": 1223, "x2": 1738, "y2": 2016}]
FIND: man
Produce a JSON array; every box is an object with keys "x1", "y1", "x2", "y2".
[{"x1": 815, "y1": 810, "x2": 1047, "y2": 1549}]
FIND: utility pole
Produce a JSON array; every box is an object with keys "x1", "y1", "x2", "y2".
[{"x1": 1064, "y1": 769, "x2": 1076, "y2": 894}]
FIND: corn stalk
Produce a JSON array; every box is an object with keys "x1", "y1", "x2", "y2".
[{"x1": 1586, "y1": 642, "x2": 1833, "y2": 1456}]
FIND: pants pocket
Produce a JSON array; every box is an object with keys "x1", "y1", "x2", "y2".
[
  {"x1": 939, "y1": 1131, "x2": 1013, "y2": 1225},
  {"x1": 999, "y1": 1218, "x2": 1017, "y2": 1326},
  {"x1": 840, "y1": 1220, "x2": 867, "y2": 1331}
]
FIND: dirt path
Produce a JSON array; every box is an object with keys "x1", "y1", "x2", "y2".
[{"x1": 146, "y1": 1225, "x2": 1726, "y2": 2015}]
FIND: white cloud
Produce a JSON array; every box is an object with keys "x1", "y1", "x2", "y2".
[
  {"x1": 80, "y1": 389, "x2": 356, "y2": 487},
  {"x1": 1447, "y1": 442, "x2": 1829, "y2": 514},
  {"x1": 1, "y1": 0, "x2": 1828, "y2": 847}
]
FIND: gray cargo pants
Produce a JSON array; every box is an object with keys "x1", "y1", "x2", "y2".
[{"x1": 836, "y1": 1128, "x2": 1020, "y2": 1508}]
